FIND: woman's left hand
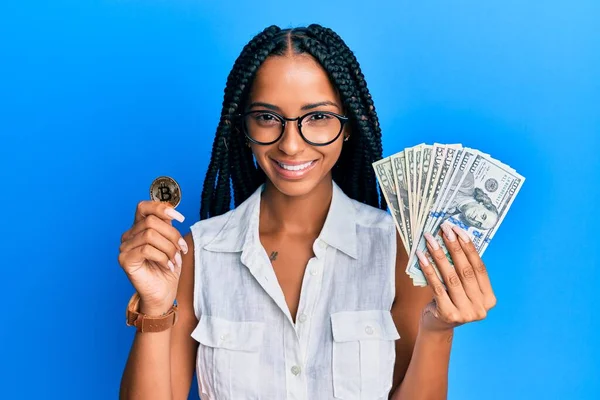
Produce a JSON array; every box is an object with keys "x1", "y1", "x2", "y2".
[{"x1": 416, "y1": 221, "x2": 497, "y2": 333}]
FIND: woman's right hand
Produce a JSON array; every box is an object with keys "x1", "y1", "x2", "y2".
[{"x1": 118, "y1": 200, "x2": 188, "y2": 315}]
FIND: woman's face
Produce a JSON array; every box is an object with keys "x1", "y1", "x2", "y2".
[
  {"x1": 246, "y1": 54, "x2": 347, "y2": 198},
  {"x1": 461, "y1": 202, "x2": 498, "y2": 230}
]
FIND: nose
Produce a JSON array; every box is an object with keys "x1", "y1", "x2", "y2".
[{"x1": 277, "y1": 121, "x2": 305, "y2": 156}]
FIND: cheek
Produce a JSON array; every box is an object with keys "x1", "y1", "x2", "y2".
[
  {"x1": 249, "y1": 146, "x2": 270, "y2": 169},
  {"x1": 325, "y1": 141, "x2": 344, "y2": 163}
]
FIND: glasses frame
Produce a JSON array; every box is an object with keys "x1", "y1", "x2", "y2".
[{"x1": 237, "y1": 110, "x2": 349, "y2": 146}]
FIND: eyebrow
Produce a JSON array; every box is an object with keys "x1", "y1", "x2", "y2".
[{"x1": 248, "y1": 101, "x2": 340, "y2": 111}]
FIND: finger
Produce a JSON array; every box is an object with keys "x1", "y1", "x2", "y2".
[
  {"x1": 120, "y1": 243, "x2": 175, "y2": 273},
  {"x1": 424, "y1": 231, "x2": 471, "y2": 308},
  {"x1": 440, "y1": 222, "x2": 483, "y2": 303},
  {"x1": 134, "y1": 200, "x2": 185, "y2": 224},
  {"x1": 120, "y1": 228, "x2": 181, "y2": 268},
  {"x1": 123, "y1": 214, "x2": 188, "y2": 255},
  {"x1": 452, "y1": 225, "x2": 497, "y2": 310},
  {"x1": 416, "y1": 250, "x2": 458, "y2": 316}
]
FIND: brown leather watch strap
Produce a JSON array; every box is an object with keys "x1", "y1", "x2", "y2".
[{"x1": 125, "y1": 292, "x2": 178, "y2": 333}]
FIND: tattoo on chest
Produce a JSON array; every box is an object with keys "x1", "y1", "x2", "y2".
[{"x1": 269, "y1": 251, "x2": 278, "y2": 261}]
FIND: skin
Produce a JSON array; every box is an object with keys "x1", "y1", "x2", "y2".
[
  {"x1": 118, "y1": 50, "x2": 497, "y2": 400},
  {"x1": 249, "y1": 54, "x2": 348, "y2": 321}
]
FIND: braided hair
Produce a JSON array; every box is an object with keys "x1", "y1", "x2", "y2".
[{"x1": 200, "y1": 24, "x2": 386, "y2": 220}]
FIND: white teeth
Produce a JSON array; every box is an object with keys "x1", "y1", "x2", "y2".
[{"x1": 278, "y1": 161, "x2": 313, "y2": 171}]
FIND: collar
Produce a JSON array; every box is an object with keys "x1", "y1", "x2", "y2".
[{"x1": 203, "y1": 181, "x2": 358, "y2": 259}]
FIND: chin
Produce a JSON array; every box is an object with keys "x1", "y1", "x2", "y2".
[{"x1": 269, "y1": 179, "x2": 320, "y2": 198}]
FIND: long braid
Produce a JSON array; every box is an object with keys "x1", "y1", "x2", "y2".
[
  {"x1": 295, "y1": 36, "x2": 366, "y2": 200},
  {"x1": 307, "y1": 25, "x2": 385, "y2": 208},
  {"x1": 200, "y1": 25, "x2": 386, "y2": 219},
  {"x1": 200, "y1": 26, "x2": 281, "y2": 219}
]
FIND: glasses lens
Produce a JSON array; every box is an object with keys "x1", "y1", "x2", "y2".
[
  {"x1": 301, "y1": 112, "x2": 342, "y2": 144},
  {"x1": 244, "y1": 112, "x2": 282, "y2": 144}
]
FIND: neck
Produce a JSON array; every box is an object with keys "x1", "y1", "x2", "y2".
[{"x1": 260, "y1": 177, "x2": 333, "y2": 236}]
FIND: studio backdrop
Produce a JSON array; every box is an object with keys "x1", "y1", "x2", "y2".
[{"x1": 1, "y1": 0, "x2": 598, "y2": 399}]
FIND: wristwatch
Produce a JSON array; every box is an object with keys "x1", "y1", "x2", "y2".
[{"x1": 125, "y1": 292, "x2": 178, "y2": 333}]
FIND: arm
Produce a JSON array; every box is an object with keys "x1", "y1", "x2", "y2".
[
  {"x1": 120, "y1": 233, "x2": 199, "y2": 400},
  {"x1": 389, "y1": 223, "x2": 497, "y2": 400},
  {"x1": 388, "y1": 231, "x2": 450, "y2": 400}
]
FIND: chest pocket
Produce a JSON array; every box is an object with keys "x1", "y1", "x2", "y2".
[
  {"x1": 331, "y1": 310, "x2": 400, "y2": 400},
  {"x1": 191, "y1": 316, "x2": 265, "y2": 400}
]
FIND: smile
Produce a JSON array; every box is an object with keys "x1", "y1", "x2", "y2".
[
  {"x1": 271, "y1": 159, "x2": 318, "y2": 180},
  {"x1": 277, "y1": 160, "x2": 314, "y2": 171}
]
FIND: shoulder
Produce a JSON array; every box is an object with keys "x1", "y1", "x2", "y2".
[
  {"x1": 349, "y1": 198, "x2": 394, "y2": 232},
  {"x1": 188, "y1": 209, "x2": 236, "y2": 247}
]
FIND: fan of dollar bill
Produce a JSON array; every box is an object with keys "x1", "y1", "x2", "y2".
[{"x1": 373, "y1": 144, "x2": 525, "y2": 287}]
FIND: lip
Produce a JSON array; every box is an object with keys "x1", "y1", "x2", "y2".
[{"x1": 270, "y1": 158, "x2": 318, "y2": 180}]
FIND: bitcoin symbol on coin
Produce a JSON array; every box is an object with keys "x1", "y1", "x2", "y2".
[
  {"x1": 159, "y1": 186, "x2": 172, "y2": 202},
  {"x1": 150, "y1": 176, "x2": 181, "y2": 208}
]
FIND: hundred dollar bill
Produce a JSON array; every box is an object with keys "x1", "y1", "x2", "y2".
[
  {"x1": 405, "y1": 146, "x2": 416, "y2": 238},
  {"x1": 373, "y1": 157, "x2": 410, "y2": 253},
  {"x1": 414, "y1": 145, "x2": 424, "y2": 233},
  {"x1": 415, "y1": 145, "x2": 433, "y2": 235},
  {"x1": 428, "y1": 149, "x2": 478, "y2": 234},
  {"x1": 421, "y1": 146, "x2": 464, "y2": 237},
  {"x1": 407, "y1": 149, "x2": 475, "y2": 286},
  {"x1": 408, "y1": 149, "x2": 478, "y2": 284},
  {"x1": 418, "y1": 145, "x2": 461, "y2": 234},
  {"x1": 407, "y1": 153, "x2": 525, "y2": 285},
  {"x1": 391, "y1": 152, "x2": 413, "y2": 248}
]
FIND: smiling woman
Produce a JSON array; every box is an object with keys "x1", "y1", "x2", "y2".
[
  {"x1": 195, "y1": 26, "x2": 387, "y2": 219},
  {"x1": 242, "y1": 54, "x2": 351, "y2": 195},
  {"x1": 117, "y1": 24, "x2": 486, "y2": 400}
]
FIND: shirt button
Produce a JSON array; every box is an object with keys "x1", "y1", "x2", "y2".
[
  {"x1": 220, "y1": 333, "x2": 229, "y2": 341},
  {"x1": 310, "y1": 268, "x2": 318, "y2": 276},
  {"x1": 291, "y1": 365, "x2": 301, "y2": 376},
  {"x1": 298, "y1": 313, "x2": 308, "y2": 323},
  {"x1": 365, "y1": 325, "x2": 374, "y2": 335},
  {"x1": 318, "y1": 240, "x2": 327, "y2": 249}
]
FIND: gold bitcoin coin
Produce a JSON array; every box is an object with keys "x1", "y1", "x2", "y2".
[{"x1": 150, "y1": 176, "x2": 181, "y2": 208}]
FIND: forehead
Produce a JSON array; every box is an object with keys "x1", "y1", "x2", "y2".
[{"x1": 249, "y1": 55, "x2": 340, "y2": 107}]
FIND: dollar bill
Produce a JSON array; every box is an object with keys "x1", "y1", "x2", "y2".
[
  {"x1": 391, "y1": 152, "x2": 413, "y2": 248},
  {"x1": 407, "y1": 153, "x2": 525, "y2": 285},
  {"x1": 416, "y1": 145, "x2": 433, "y2": 234},
  {"x1": 405, "y1": 147, "x2": 415, "y2": 239},
  {"x1": 374, "y1": 143, "x2": 524, "y2": 287},
  {"x1": 372, "y1": 157, "x2": 409, "y2": 253}
]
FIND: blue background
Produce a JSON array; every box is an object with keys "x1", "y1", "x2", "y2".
[{"x1": 1, "y1": 0, "x2": 598, "y2": 399}]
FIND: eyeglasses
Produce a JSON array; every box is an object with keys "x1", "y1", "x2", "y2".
[{"x1": 238, "y1": 110, "x2": 349, "y2": 146}]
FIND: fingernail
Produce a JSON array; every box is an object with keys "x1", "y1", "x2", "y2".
[
  {"x1": 416, "y1": 250, "x2": 430, "y2": 266},
  {"x1": 175, "y1": 252, "x2": 182, "y2": 268},
  {"x1": 178, "y1": 237, "x2": 188, "y2": 254},
  {"x1": 165, "y1": 207, "x2": 185, "y2": 223},
  {"x1": 424, "y1": 233, "x2": 440, "y2": 250},
  {"x1": 167, "y1": 260, "x2": 175, "y2": 273},
  {"x1": 440, "y1": 222, "x2": 457, "y2": 242},
  {"x1": 451, "y1": 225, "x2": 471, "y2": 243}
]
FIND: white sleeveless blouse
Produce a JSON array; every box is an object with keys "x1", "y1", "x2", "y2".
[{"x1": 189, "y1": 182, "x2": 400, "y2": 400}]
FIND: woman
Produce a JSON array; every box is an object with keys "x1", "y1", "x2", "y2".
[{"x1": 118, "y1": 24, "x2": 496, "y2": 400}]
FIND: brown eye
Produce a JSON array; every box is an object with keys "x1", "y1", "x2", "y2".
[
  {"x1": 309, "y1": 113, "x2": 332, "y2": 121},
  {"x1": 253, "y1": 113, "x2": 279, "y2": 126}
]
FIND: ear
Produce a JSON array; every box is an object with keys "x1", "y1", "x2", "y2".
[{"x1": 343, "y1": 124, "x2": 352, "y2": 142}]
